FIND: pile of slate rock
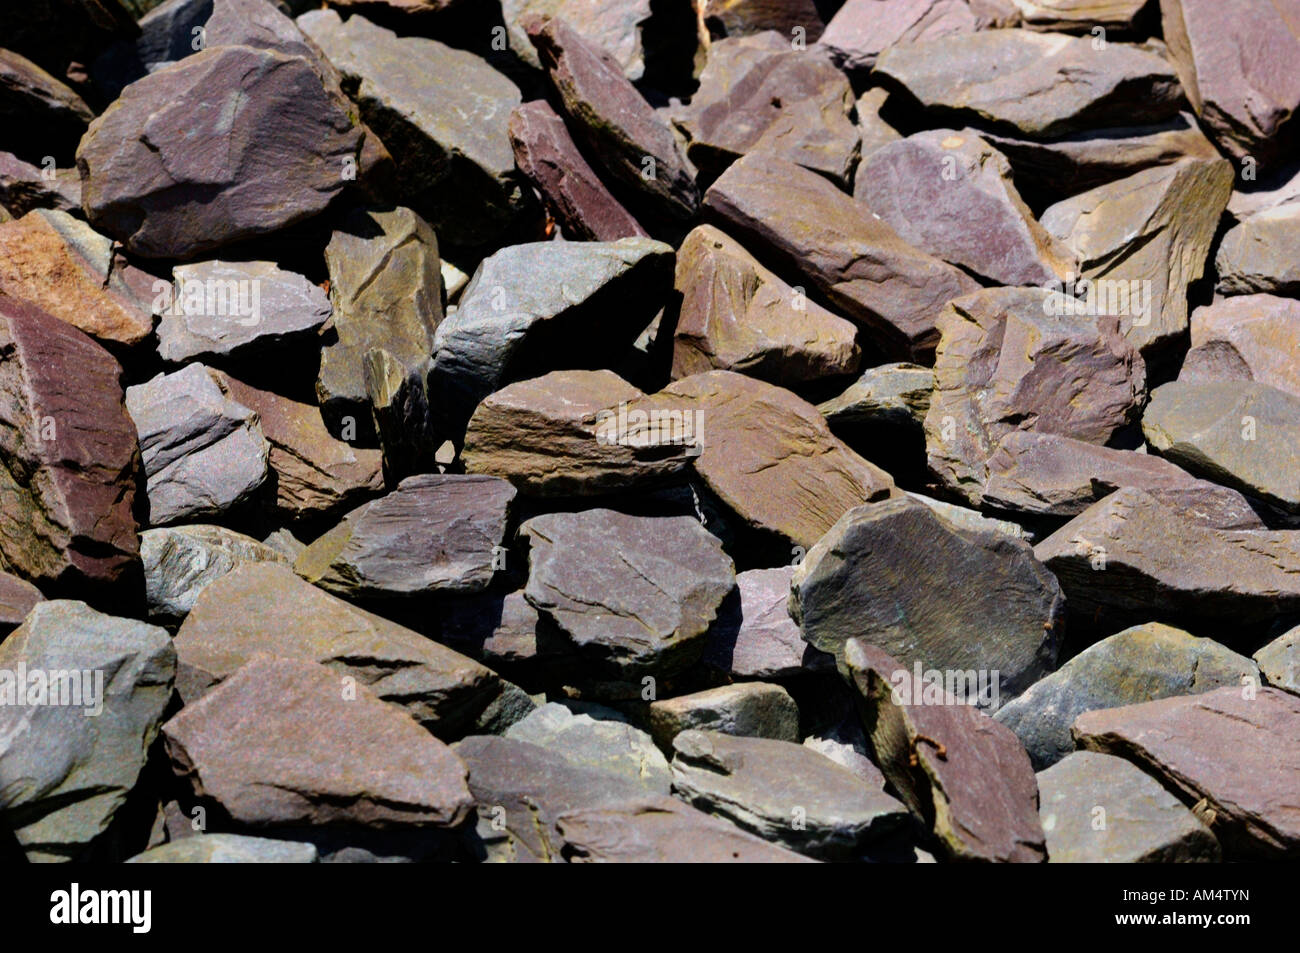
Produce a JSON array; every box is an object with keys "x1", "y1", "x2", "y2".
[{"x1": 0, "y1": 0, "x2": 1298, "y2": 864}]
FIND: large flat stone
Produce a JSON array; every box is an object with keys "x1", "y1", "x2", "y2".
[{"x1": 141, "y1": 523, "x2": 288, "y2": 625}]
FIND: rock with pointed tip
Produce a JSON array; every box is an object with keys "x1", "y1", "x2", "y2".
[{"x1": 1255, "y1": 628, "x2": 1300, "y2": 694}]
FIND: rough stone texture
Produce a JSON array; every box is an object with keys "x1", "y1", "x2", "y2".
[
  {"x1": 430, "y1": 238, "x2": 673, "y2": 437},
  {"x1": 1256, "y1": 628, "x2": 1300, "y2": 694},
  {"x1": 127, "y1": 834, "x2": 320, "y2": 863},
  {"x1": 1143, "y1": 380, "x2": 1300, "y2": 514},
  {"x1": 126, "y1": 364, "x2": 270, "y2": 526},
  {"x1": 1183, "y1": 296, "x2": 1300, "y2": 399},
  {"x1": 874, "y1": 29, "x2": 1183, "y2": 139},
  {"x1": 1035, "y1": 487, "x2": 1300, "y2": 632},
  {"x1": 1228, "y1": 164, "x2": 1300, "y2": 220},
  {"x1": 670, "y1": 729, "x2": 909, "y2": 859},
  {"x1": 644, "y1": 370, "x2": 895, "y2": 549},
  {"x1": 0, "y1": 571, "x2": 44, "y2": 633},
  {"x1": 854, "y1": 87, "x2": 903, "y2": 163},
  {"x1": 846, "y1": 640, "x2": 1047, "y2": 863},
  {"x1": 925, "y1": 287, "x2": 1145, "y2": 506},
  {"x1": 0, "y1": 298, "x2": 142, "y2": 598},
  {"x1": 0, "y1": 209, "x2": 156, "y2": 348},
  {"x1": 818, "y1": 363, "x2": 932, "y2": 430},
  {"x1": 908, "y1": 491, "x2": 1037, "y2": 540},
  {"x1": 0, "y1": 601, "x2": 175, "y2": 862},
  {"x1": 158, "y1": 260, "x2": 331, "y2": 365},
  {"x1": 791, "y1": 496, "x2": 1062, "y2": 702},
  {"x1": 78, "y1": 43, "x2": 362, "y2": 259},
  {"x1": 505, "y1": 703, "x2": 671, "y2": 794},
  {"x1": 528, "y1": 16, "x2": 698, "y2": 220},
  {"x1": 995, "y1": 622, "x2": 1258, "y2": 769},
  {"x1": 437, "y1": 590, "x2": 542, "y2": 675},
  {"x1": 857, "y1": 128, "x2": 1075, "y2": 287},
  {"x1": 1038, "y1": 751, "x2": 1220, "y2": 862},
  {"x1": 462, "y1": 370, "x2": 694, "y2": 496},
  {"x1": 300, "y1": 9, "x2": 533, "y2": 249},
  {"x1": 0, "y1": 151, "x2": 81, "y2": 218},
  {"x1": 1215, "y1": 204, "x2": 1300, "y2": 296},
  {"x1": 1041, "y1": 157, "x2": 1234, "y2": 356},
  {"x1": 1014, "y1": 0, "x2": 1148, "y2": 31},
  {"x1": 816, "y1": 0, "x2": 1010, "y2": 73},
  {"x1": 508, "y1": 99, "x2": 647, "y2": 242},
  {"x1": 141, "y1": 524, "x2": 287, "y2": 625},
  {"x1": 703, "y1": 153, "x2": 980, "y2": 361},
  {"x1": 699, "y1": 0, "x2": 833, "y2": 43},
  {"x1": 520, "y1": 509, "x2": 734, "y2": 679},
  {"x1": 675, "y1": 32, "x2": 859, "y2": 188},
  {"x1": 648, "y1": 682, "x2": 800, "y2": 748},
  {"x1": 702, "y1": 566, "x2": 834, "y2": 679},
  {"x1": 162, "y1": 656, "x2": 474, "y2": 831},
  {"x1": 502, "y1": 0, "x2": 655, "y2": 80},
  {"x1": 213, "y1": 372, "x2": 384, "y2": 523},
  {"x1": 1159, "y1": 0, "x2": 1300, "y2": 162},
  {"x1": 172, "y1": 562, "x2": 516, "y2": 739},
  {"x1": 671, "y1": 225, "x2": 861, "y2": 386},
  {"x1": 0, "y1": 48, "x2": 94, "y2": 163},
  {"x1": 294, "y1": 474, "x2": 515, "y2": 599},
  {"x1": 1073, "y1": 686, "x2": 1300, "y2": 859}
]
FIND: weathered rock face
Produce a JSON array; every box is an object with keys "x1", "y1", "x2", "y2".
[
  {"x1": 702, "y1": 566, "x2": 834, "y2": 679},
  {"x1": 703, "y1": 153, "x2": 980, "y2": 360},
  {"x1": 0, "y1": 571, "x2": 44, "y2": 633},
  {"x1": 1143, "y1": 380, "x2": 1300, "y2": 514},
  {"x1": 1073, "y1": 686, "x2": 1300, "y2": 859},
  {"x1": 0, "y1": 209, "x2": 156, "y2": 348},
  {"x1": 172, "y1": 562, "x2": 515, "y2": 739},
  {"x1": 1038, "y1": 751, "x2": 1220, "y2": 863},
  {"x1": 0, "y1": 49, "x2": 94, "y2": 164},
  {"x1": 158, "y1": 260, "x2": 331, "y2": 366},
  {"x1": 508, "y1": 100, "x2": 647, "y2": 242},
  {"x1": 125, "y1": 364, "x2": 270, "y2": 526},
  {"x1": 0, "y1": 151, "x2": 81, "y2": 219},
  {"x1": 462, "y1": 370, "x2": 695, "y2": 496},
  {"x1": 674, "y1": 32, "x2": 859, "y2": 188},
  {"x1": 78, "y1": 44, "x2": 363, "y2": 260},
  {"x1": 1035, "y1": 487, "x2": 1300, "y2": 632},
  {"x1": 874, "y1": 29, "x2": 1184, "y2": 139},
  {"x1": 700, "y1": 0, "x2": 833, "y2": 43},
  {"x1": 925, "y1": 287, "x2": 1146, "y2": 505},
  {"x1": 645, "y1": 370, "x2": 895, "y2": 549},
  {"x1": 671, "y1": 225, "x2": 860, "y2": 386},
  {"x1": 502, "y1": 0, "x2": 656, "y2": 81},
  {"x1": 1183, "y1": 296, "x2": 1300, "y2": 399},
  {"x1": 141, "y1": 523, "x2": 288, "y2": 624},
  {"x1": 1256, "y1": 628, "x2": 1299, "y2": 693},
  {"x1": 846, "y1": 640, "x2": 1047, "y2": 863},
  {"x1": 792, "y1": 496, "x2": 1063, "y2": 702},
  {"x1": 857, "y1": 129, "x2": 1074, "y2": 287},
  {"x1": 1041, "y1": 157, "x2": 1234, "y2": 356},
  {"x1": 816, "y1": 0, "x2": 1009, "y2": 73},
  {"x1": 0, "y1": 601, "x2": 175, "y2": 862},
  {"x1": 819, "y1": 362, "x2": 933, "y2": 430},
  {"x1": 430, "y1": 238, "x2": 673, "y2": 437},
  {"x1": 0, "y1": 298, "x2": 142, "y2": 599},
  {"x1": 1159, "y1": 0, "x2": 1300, "y2": 162},
  {"x1": 1215, "y1": 204, "x2": 1300, "y2": 296},
  {"x1": 648, "y1": 682, "x2": 801, "y2": 748},
  {"x1": 1015, "y1": 0, "x2": 1149, "y2": 32},
  {"x1": 854, "y1": 87, "x2": 902, "y2": 163},
  {"x1": 127, "y1": 834, "x2": 320, "y2": 864},
  {"x1": 520, "y1": 509, "x2": 734, "y2": 679},
  {"x1": 299, "y1": 9, "x2": 534, "y2": 249},
  {"x1": 505, "y1": 703, "x2": 672, "y2": 794},
  {"x1": 162, "y1": 655, "x2": 474, "y2": 832},
  {"x1": 670, "y1": 729, "x2": 910, "y2": 859},
  {"x1": 293, "y1": 474, "x2": 515, "y2": 599},
  {"x1": 995, "y1": 622, "x2": 1258, "y2": 769}
]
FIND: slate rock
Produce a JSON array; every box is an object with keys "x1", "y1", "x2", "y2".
[
  {"x1": 520, "y1": 509, "x2": 734, "y2": 679},
  {"x1": 703, "y1": 153, "x2": 980, "y2": 360},
  {"x1": 818, "y1": 362, "x2": 932, "y2": 431},
  {"x1": 845, "y1": 640, "x2": 1047, "y2": 862},
  {"x1": 995, "y1": 622, "x2": 1258, "y2": 769},
  {"x1": 0, "y1": 601, "x2": 174, "y2": 862},
  {"x1": 0, "y1": 298, "x2": 142, "y2": 598},
  {"x1": 503, "y1": 0, "x2": 656, "y2": 80},
  {"x1": 162, "y1": 655, "x2": 474, "y2": 831},
  {"x1": 1215, "y1": 204, "x2": 1300, "y2": 296},
  {"x1": 699, "y1": 0, "x2": 833, "y2": 43},
  {"x1": 792, "y1": 496, "x2": 1062, "y2": 702},
  {"x1": 1073, "y1": 686, "x2": 1300, "y2": 858},
  {"x1": 505, "y1": 702, "x2": 671, "y2": 794},
  {"x1": 127, "y1": 834, "x2": 320, "y2": 863},
  {"x1": 702, "y1": 566, "x2": 834, "y2": 680},
  {"x1": 925, "y1": 287, "x2": 1145, "y2": 505},
  {"x1": 437, "y1": 590, "x2": 542, "y2": 675},
  {"x1": 0, "y1": 571, "x2": 44, "y2": 633},
  {"x1": 670, "y1": 225, "x2": 861, "y2": 386},
  {"x1": 1015, "y1": 0, "x2": 1149, "y2": 31},
  {"x1": 294, "y1": 474, "x2": 515, "y2": 599},
  {"x1": 1038, "y1": 751, "x2": 1219, "y2": 862},
  {"x1": 0, "y1": 48, "x2": 95, "y2": 163},
  {"x1": 140, "y1": 524, "x2": 287, "y2": 625},
  {"x1": 853, "y1": 87, "x2": 902, "y2": 163},
  {"x1": 907, "y1": 490, "x2": 1036, "y2": 541},
  {"x1": 817, "y1": 0, "x2": 1013, "y2": 74},
  {"x1": 648, "y1": 682, "x2": 800, "y2": 748},
  {"x1": 1183, "y1": 296, "x2": 1300, "y2": 398},
  {"x1": 0, "y1": 151, "x2": 81, "y2": 218},
  {"x1": 670, "y1": 729, "x2": 909, "y2": 859},
  {"x1": 78, "y1": 43, "x2": 362, "y2": 259},
  {"x1": 508, "y1": 99, "x2": 648, "y2": 242},
  {"x1": 125, "y1": 364, "x2": 270, "y2": 526},
  {"x1": 1255, "y1": 628, "x2": 1300, "y2": 694}
]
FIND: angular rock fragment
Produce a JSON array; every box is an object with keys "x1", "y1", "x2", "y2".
[
  {"x1": 294, "y1": 474, "x2": 515, "y2": 599},
  {"x1": 127, "y1": 834, "x2": 320, "y2": 864},
  {"x1": 1015, "y1": 0, "x2": 1149, "y2": 32},
  {"x1": 700, "y1": 0, "x2": 832, "y2": 43},
  {"x1": 126, "y1": 364, "x2": 270, "y2": 526},
  {"x1": 505, "y1": 702, "x2": 671, "y2": 794},
  {"x1": 0, "y1": 571, "x2": 43, "y2": 633},
  {"x1": 703, "y1": 154, "x2": 979, "y2": 360},
  {"x1": 0, "y1": 151, "x2": 81, "y2": 218},
  {"x1": 1038, "y1": 751, "x2": 1219, "y2": 863},
  {"x1": 846, "y1": 640, "x2": 1047, "y2": 862},
  {"x1": 437, "y1": 590, "x2": 542, "y2": 675},
  {"x1": 792, "y1": 496, "x2": 1062, "y2": 701},
  {"x1": 0, "y1": 298, "x2": 142, "y2": 597},
  {"x1": 1255, "y1": 628, "x2": 1299, "y2": 694},
  {"x1": 818, "y1": 362, "x2": 932, "y2": 431},
  {"x1": 1073, "y1": 686, "x2": 1300, "y2": 858},
  {"x1": 670, "y1": 729, "x2": 909, "y2": 859},
  {"x1": 648, "y1": 682, "x2": 800, "y2": 748},
  {"x1": 853, "y1": 87, "x2": 902, "y2": 164},
  {"x1": 1215, "y1": 205, "x2": 1300, "y2": 296},
  {"x1": 995, "y1": 622, "x2": 1258, "y2": 769},
  {"x1": 0, "y1": 601, "x2": 174, "y2": 862},
  {"x1": 817, "y1": 0, "x2": 1012, "y2": 74},
  {"x1": 1183, "y1": 296, "x2": 1300, "y2": 398},
  {"x1": 702, "y1": 567, "x2": 834, "y2": 680},
  {"x1": 140, "y1": 524, "x2": 287, "y2": 625},
  {"x1": 502, "y1": 0, "x2": 660, "y2": 81}
]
